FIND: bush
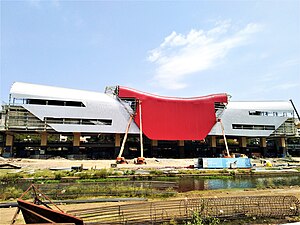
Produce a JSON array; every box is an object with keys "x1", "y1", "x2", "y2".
[
  {"x1": 0, "y1": 187, "x2": 24, "y2": 200},
  {"x1": 184, "y1": 211, "x2": 220, "y2": 225},
  {"x1": 93, "y1": 169, "x2": 111, "y2": 178},
  {"x1": 123, "y1": 170, "x2": 135, "y2": 175},
  {"x1": 31, "y1": 170, "x2": 55, "y2": 179},
  {"x1": 149, "y1": 169, "x2": 164, "y2": 175},
  {"x1": 0, "y1": 173, "x2": 22, "y2": 182}
]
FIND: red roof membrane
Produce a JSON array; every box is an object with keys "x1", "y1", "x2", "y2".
[{"x1": 118, "y1": 86, "x2": 228, "y2": 140}]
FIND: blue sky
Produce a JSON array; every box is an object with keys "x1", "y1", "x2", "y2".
[{"x1": 1, "y1": 0, "x2": 300, "y2": 110}]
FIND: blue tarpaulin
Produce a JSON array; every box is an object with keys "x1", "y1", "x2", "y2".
[{"x1": 196, "y1": 158, "x2": 252, "y2": 169}]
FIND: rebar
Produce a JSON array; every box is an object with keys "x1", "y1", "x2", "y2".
[{"x1": 67, "y1": 195, "x2": 299, "y2": 224}]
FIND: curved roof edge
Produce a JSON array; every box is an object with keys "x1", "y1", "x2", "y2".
[
  {"x1": 10, "y1": 82, "x2": 113, "y2": 103},
  {"x1": 118, "y1": 86, "x2": 228, "y2": 103},
  {"x1": 227, "y1": 101, "x2": 294, "y2": 111}
]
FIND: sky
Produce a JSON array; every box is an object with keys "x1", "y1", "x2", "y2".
[{"x1": 1, "y1": 0, "x2": 300, "y2": 111}]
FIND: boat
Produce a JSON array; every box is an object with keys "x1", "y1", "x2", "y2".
[{"x1": 12, "y1": 184, "x2": 84, "y2": 225}]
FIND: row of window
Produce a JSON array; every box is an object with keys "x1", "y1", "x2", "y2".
[
  {"x1": 44, "y1": 117, "x2": 112, "y2": 126},
  {"x1": 232, "y1": 124, "x2": 275, "y2": 130},
  {"x1": 249, "y1": 111, "x2": 293, "y2": 117},
  {"x1": 12, "y1": 98, "x2": 85, "y2": 107}
]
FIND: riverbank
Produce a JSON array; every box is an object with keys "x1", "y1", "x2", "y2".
[{"x1": 1, "y1": 186, "x2": 299, "y2": 225}]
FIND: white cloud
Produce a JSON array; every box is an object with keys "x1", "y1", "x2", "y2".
[{"x1": 148, "y1": 21, "x2": 263, "y2": 90}]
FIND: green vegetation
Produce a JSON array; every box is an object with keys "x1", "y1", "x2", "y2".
[
  {"x1": 0, "y1": 168, "x2": 118, "y2": 182},
  {"x1": 0, "y1": 172, "x2": 23, "y2": 182},
  {"x1": 76, "y1": 177, "x2": 130, "y2": 183},
  {"x1": 149, "y1": 169, "x2": 164, "y2": 175},
  {"x1": 3, "y1": 182, "x2": 177, "y2": 201},
  {"x1": 0, "y1": 187, "x2": 24, "y2": 200},
  {"x1": 178, "y1": 169, "x2": 207, "y2": 175},
  {"x1": 184, "y1": 212, "x2": 220, "y2": 225}
]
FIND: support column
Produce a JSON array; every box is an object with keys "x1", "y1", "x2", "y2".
[
  {"x1": 40, "y1": 132, "x2": 48, "y2": 152},
  {"x1": 114, "y1": 133, "x2": 121, "y2": 157},
  {"x1": 4, "y1": 133, "x2": 14, "y2": 157},
  {"x1": 73, "y1": 132, "x2": 81, "y2": 153},
  {"x1": 151, "y1": 140, "x2": 158, "y2": 157},
  {"x1": 178, "y1": 140, "x2": 185, "y2": 158},
  {"x1": 209, "y1": 136, "x2": 217, "y2": 157},
  {"x1": 239, "y1": 137, "x2": 247, "y2": 154},
  {"x1": 260, "y1": 137, "x2": 267, "y2": 157},
  {"x1": 279, "y1": 137, "x2": 286, "y2": 158}
]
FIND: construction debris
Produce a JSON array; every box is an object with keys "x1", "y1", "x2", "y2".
[{"x1": 0, "y1": 163, "x2": 21, "y2": 169}]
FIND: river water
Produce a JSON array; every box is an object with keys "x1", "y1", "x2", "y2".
[
  {"x1": 1, "y1": 176, "x2": 299, "y2": 195},
  {"x1": 176, "y1": 176, "x2": 300, "y2": 192}
]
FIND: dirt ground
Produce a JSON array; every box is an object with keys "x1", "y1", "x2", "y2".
[
  {"x1": 2, "y1": 156, "x2": 300, "y2": 170},
  {"x1": 0, "y1": 157, "x2": 197, "y2": 170}
]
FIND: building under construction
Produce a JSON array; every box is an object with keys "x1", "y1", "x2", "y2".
[{"x1": 0, "y1": 82, "x2": 299, "y2": 159}]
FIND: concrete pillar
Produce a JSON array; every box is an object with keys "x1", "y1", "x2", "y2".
[
  {"x1": 5, "y1": 133, "x2": 14, "y2": 146},
  {"x1": 114, "y1": 133, "x2": 121, "y2": 157},
  {"x1": 209, "y1": 136, "x2": 217, "y2": 157},
  {"x1": 151, "y1": 140, "x2": 158, "y2": 157},
  {"x1": 260, "y1": 137, "x2": 267, "y2": 157},
  {"x1": 178, "y1": 140, "x2": 185, "y2": 158},
  {"x1": 239, "y1": 137, "x2": 247, "y2": 154},
  {"x1": 73, "y1": 132, "x2": 81, "y2": 146},
  {"x1": 5, "y1": 133, "x2": 14, "y2": 157},
  {"x1": 40, "y1": 132, "x2": 48, "y2": 147},
  {"x1": 239, "y1": 137, "x2": 247, "y2": 148},
  {"x1": 279, "y1": 137, "x2": 286, "y2": 157},
  {"x1": 152, "y1": 140, "x2": 158, "y2": 146},
  {"x1": 73, "y1": 132, "x2": 81, "y2": 153},
  {"x1": 40, "y1": 132, "x2": 48, "y2": 155}
]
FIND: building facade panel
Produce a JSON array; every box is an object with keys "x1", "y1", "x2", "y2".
[
  {"x1": 209, "y1": 101, "x2": 295, "y2": 137},
  {"x1": 9, "y1": 82, "x2": 140, "y2": 134}
]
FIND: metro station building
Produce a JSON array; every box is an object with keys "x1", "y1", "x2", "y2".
[{"x1": 0, "y1": 82, "x2": 299, "y2": 159}]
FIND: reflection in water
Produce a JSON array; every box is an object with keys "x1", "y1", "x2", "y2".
[{"x1": 177, "y1": 176, "x2": 300, "y2": 192}]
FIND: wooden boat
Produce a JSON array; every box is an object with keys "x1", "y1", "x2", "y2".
[
  {"x1": 12, "y1": 184, "x2": 84, "y2": 225},
  {"x1": 17, "y1": 199, "x2": 84, "y2": 225}
]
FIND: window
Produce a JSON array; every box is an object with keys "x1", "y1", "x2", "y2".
[
  {"x1": 249, "y1": 110, "x2": 292, "y2": 117},
  {"x1": 26, "y1": 99, "x2": 85, "y2": 107},
  {"x1": 249, "y1": 111, "x2": 262, "y2": 116},
  {"x1": 232, "y1": 124, "x2": 275, "y2": 130},
  {"x1": 45, "y1": 117, "x2": 112, "y2": 126}
]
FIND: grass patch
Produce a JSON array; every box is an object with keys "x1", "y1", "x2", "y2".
[
  {"x1": 0, "y1": 186, "x2": 24, "y2": 200},
  {"x1": 195, "y1": 175, "x2": 232, "y2": 179},
  {"x1": 76, "y1": 177, "x2": 130, "y2": 183}
]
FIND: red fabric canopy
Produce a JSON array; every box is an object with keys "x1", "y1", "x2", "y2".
[{"x1": 118, "y1": 86, "x2": 228, "y2": 140}]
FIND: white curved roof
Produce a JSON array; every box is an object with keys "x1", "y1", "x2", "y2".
[
  {"x1": 226, "y1": 101, "x2": 294, "y2": 111},
  {"x1": 10, "y1": 82, "x2": 139, "y2": 134},
  {"x1": 10, "y1": 82, "x2": 113, "y2": 103},
  {"x1": 209, "y1": 101, "x2": 295, "y2": 137}
]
